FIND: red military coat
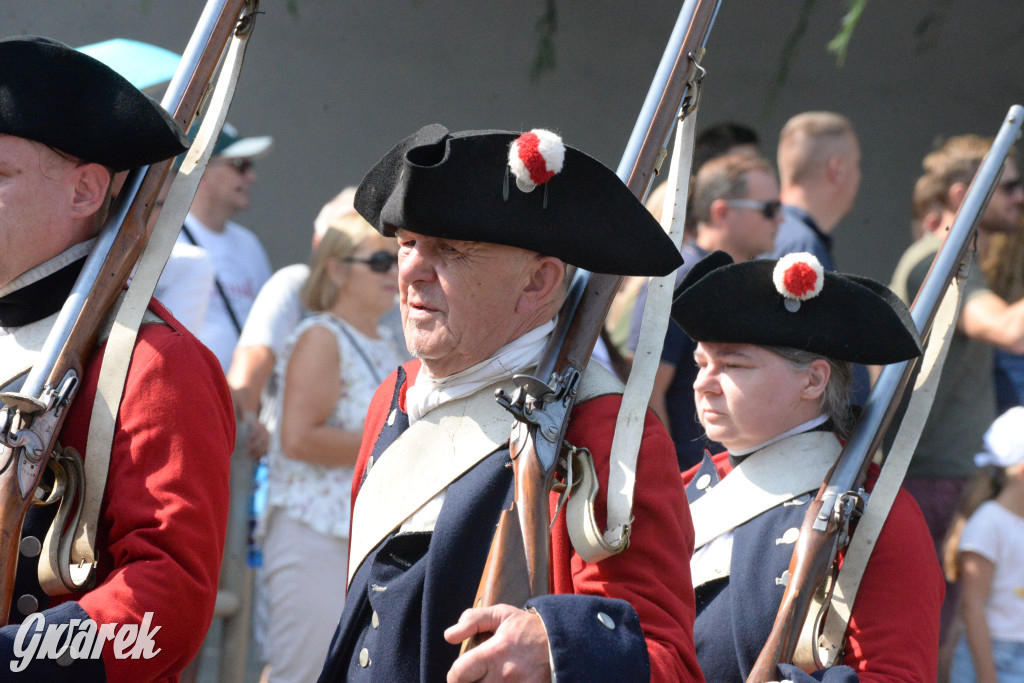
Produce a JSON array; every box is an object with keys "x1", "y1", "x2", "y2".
[{"x1": 7, "y1": 302, "x2": 234, "y2": 682}]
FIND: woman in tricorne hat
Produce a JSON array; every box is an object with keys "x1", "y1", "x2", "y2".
[{"x1": 672, "y1": 250, "x2": 944, "y2": 682}]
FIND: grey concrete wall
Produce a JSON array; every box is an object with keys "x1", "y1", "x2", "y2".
[{"x1": 5, "y1": 1, "x2": 1022, "y2": 282}]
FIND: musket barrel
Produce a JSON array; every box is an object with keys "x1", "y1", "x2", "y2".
[
  {"x1": 536, "y1": 0, "x2": 720, "y2": 384},
  {"x1": 752, "y1": 104, "x2": 1024, "y2": 679},
  {"x1": 831, "y1": 104, "x2": 1024, "y2": 499},
  {"x1": 21, "y1": 0, "x2": 243, "y2": 397},
  {"x1": 616, "y1": 0, "x2": 720, "y2": 188}
]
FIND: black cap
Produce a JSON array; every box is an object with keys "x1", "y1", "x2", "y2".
[
  {"x1": 671, "y1": 251, "x2": 922, "y2": 365},
  {"x1": 0, "y1": 36, "x2": 189, "y2": 171},
  {"x1": 354, "y1": 123, "x2": 683, "y2": 277}
]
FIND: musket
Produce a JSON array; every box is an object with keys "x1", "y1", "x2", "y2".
[
  {"x1": 747, "y1": 103, "x2": 1024, "y2": 682},
  {"x1": 0, "y1": 0, "x2": 260, "y2": 625},
  {"x1": 463, "y1": 0, "x2": 721, "y2": 647}
]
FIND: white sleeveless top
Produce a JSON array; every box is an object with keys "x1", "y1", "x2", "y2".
[{"x1": 264, "y1": 313, "x2": 401, "y2": 538}]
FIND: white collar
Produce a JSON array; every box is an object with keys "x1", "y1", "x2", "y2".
[
  {"x1": 0, "y1": 239, "x2": 97, "y2": 300},
  {"x1": 729, "y1": 414, "x2": 830, "y2": 457}
]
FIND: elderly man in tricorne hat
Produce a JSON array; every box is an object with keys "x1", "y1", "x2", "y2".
[
  {"x1": 0, "y1": 36, "x2": 233, "y2": 680},
  {"x1": 317, "y1": 124, "x2": 703, "y2": 682}
]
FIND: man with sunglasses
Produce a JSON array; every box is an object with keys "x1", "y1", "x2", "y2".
[
  {"x1": 627, "y1": 152, "x2": 782, "y2": 470},
  {"x1": 172, "y1": 122, "x2": 274, "y2": 371},
  {"x1": 889, "y1": 134, "x2": 1024, "y2": 648}
]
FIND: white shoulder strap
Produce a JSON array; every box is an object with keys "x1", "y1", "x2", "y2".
[
  {"x1": 347, "y1": 361, "x2": 621, "y2": 585},
  {"x1": 577, "y1": 102, "x2": 700, "y2": 563},
  {"x1": 799, "y1": 277, "x2": 961, "y2": 670},
  {"x1": 689, "y1": 432, "x2": 841, "y2": 550}
]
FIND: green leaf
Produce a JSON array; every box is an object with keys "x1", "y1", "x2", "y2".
[
  {"x1": 827, "y1": 0, "x2": 868, "y2": 68},
  {"x1": 530, "y1": 0, "x2": 559, "y2": 82}
]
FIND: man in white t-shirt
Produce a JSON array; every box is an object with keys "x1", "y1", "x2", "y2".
[{"x1": 175, "y1": 122, "x2": 274, "y2": 370}]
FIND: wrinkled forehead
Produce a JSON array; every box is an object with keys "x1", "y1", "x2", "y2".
[{"x1": 394, "y1": 227, "x2": 543, "y2": 257}]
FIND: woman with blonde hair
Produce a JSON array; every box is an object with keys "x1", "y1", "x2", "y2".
[{"x1": 260, "y1": 210, "x2": 401, "y2": 683}]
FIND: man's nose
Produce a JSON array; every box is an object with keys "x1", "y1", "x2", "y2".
[{"x1": 398, "y1": 245, "x2": 434, "y2": 283}]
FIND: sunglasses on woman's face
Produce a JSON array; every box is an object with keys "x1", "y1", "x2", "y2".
[{"x1": 344, "y1": 251, "x2": 399, "y2": 273}]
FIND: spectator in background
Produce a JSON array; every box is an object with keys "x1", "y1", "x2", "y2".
[
  {"x1": 765, "y1": 111, "x2": 860, "y2": 271},
  {"x1": 260, "y1": 212, "x2": 402, "y2": 683},
  {"x1": 227, "y1": 189, "x2": 376, "y2": 674},
  {"x1": 889, "y1": 134, "x2": 1024, "y2": 645},
  {"x1": 170, "y1": 122, "x2": 274, "y2": 370},
  {"x1": 765, "y1": 111, "x2": 871, "y2": 405},
  {"x1": 943, "y1": 407, "x2": 1024, "y2": 683},
  {"x1": 605, "y1": 121, "x2": 760, "y2": 361},
  {"x1": 981, "y1": 227, "x2": 1024, "y2": 412},
  {"x1": 229, "y1": 188, "x2": 359, "y2": 455},
  {"x1": 628, "y1": 153, "x2": 781, "y2": 470},
  {"x1": 692, "y1": 121, "x2": 760, "y2": 175},
  {"x1": 911, "y1": 171, "x2": 948, "y2": 241}
]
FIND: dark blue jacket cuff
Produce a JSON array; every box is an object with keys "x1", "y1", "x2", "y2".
[
  {"x1": 526, "y1": 594, "x2": 650, "y2": 682},
  {"x1": 0, "y1": 602, "x2": 107, "y2": 682},
  {"x1": 778, "y1": 662, "x2": 859, "y2": 682}
]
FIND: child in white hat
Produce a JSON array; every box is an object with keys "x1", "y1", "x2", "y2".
[{"x1": 944, "y1": 407, "x2": 1024, "y2": 682}]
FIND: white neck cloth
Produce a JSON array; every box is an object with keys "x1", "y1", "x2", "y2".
[{"x1": 405, "y1": 319, "x2": 555, "y2": 424}]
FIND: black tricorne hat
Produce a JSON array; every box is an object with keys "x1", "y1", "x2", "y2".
[
  {"x1": 671, "y1": 251, "x2": 922, "y2": 364},
  {"x1": 0, "y1": 36, "x2": 189, "y2": 171},
  {"x1": 354, "y1": 123, "x2": 683, "y2": 277}
]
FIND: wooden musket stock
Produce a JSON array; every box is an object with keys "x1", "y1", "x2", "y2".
[
  {"x1": 463, "y1": 0, "x2": 721, "y2": 651},
  {"x1": 0, "y1": 0, "x2": 258, "y2": 625},
  {"x1": 747, "y1": 104, "x2": 1024, "y2": 682}
]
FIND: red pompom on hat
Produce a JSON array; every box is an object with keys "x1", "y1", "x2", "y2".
[
  {"x1": 773, "y1": 252, "x2": 825, "y2": 302},
  {"x1": 508, "y1": 129, "x2": 565, "y2": 192}
]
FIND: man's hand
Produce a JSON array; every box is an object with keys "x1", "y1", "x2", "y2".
[{"x1": 444, "y1": 604, "x2": 552, "y2": 682}]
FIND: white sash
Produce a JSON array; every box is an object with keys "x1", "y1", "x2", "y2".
[
  {"x1": 347, "y1": 362, "x2": 622, "y2": 586},
  {"x1": 347, "y1": 380, "x2": 516, "y2": 585},
  {"x1": 690, "y1": 431, "x2": 841, "y2": 551}
]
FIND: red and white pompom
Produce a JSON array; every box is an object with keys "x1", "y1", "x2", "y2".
[
  {"x1": 773, "y1": 252, "x2": 824, "y2": 301},
  {"x1": 508, "y1": 129, "x2": 565, "y2": 193}
]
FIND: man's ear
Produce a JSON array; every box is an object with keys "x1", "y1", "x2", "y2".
[
  {"x1": 515, "y1": 255, "x2": 565, "y2": 315},
  {"x1": 68, "y1": 163, "x2": 111, "y2": 219},
  {"x1": 801, "y1": 358, "x2": 831, "y2": 401},
  {"x1": 826, "y1": 155, "x2": 844, "y2": 185},
  {"x1": 947, "y1": 182, "x2": 968, "y2": 210},
  {"x1": 709, "y1": 197, "x2": 731, "y2": 223}
]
